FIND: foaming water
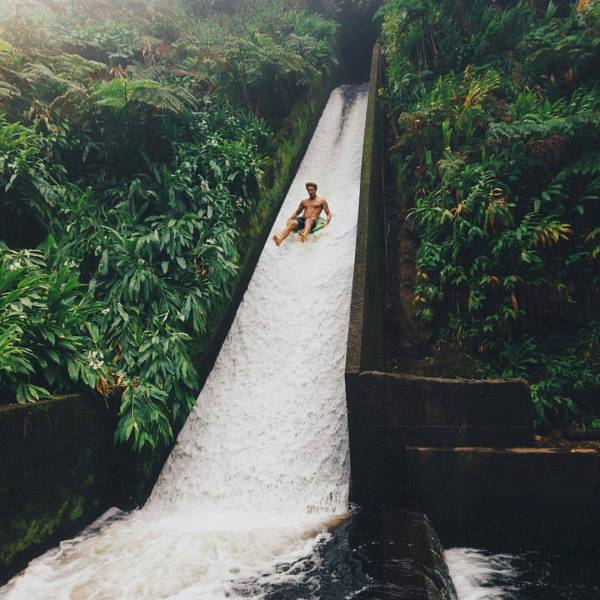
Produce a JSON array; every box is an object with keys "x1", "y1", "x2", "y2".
[
  {"x1": 445, "y1": 549, "x2": 515, "y2": 600},
  {"x1": 1, "y1": 84, "x2": 368, "y2": 599}
]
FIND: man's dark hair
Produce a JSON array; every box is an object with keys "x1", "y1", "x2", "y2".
[{"x1": 305, "y1": 181, "x2": 318, "y2": 190}]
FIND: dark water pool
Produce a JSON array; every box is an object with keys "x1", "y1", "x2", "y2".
[{"x1": 446, "y1": 547, "x2": 600, "y2": 600}]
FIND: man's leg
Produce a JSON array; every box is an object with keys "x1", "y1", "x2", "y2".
[
  {"x1": 273, "y1": 219, "x2": 298, "y2": 246},
  {"x1": 299, "y1": 218, "x2": 313, "y2": 242}
]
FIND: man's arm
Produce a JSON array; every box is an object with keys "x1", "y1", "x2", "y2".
[
  {"x1": 290, "y1": 200, "x2": 304, "y2": 220},
  {"x1": 323, "y1": 199, "x2": 331, "y2": 224}
]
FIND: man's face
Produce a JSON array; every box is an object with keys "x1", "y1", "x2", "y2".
[{"x1": 307, "y1": 185, "x2": 316, "y2": 198}]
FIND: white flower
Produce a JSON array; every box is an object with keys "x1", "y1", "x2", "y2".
[
  {"x1": 101, "y1": 308, "x2": 110, "y2": 315},
  {"x1": 201, "y1": 180, "x2": 210, "y2": 192},
  {"x1": 86, "y1": 350, "x2": 104, "y2": 370},
  {"x1": 8, "y1": 260, "x2": 22, "y2": 270}
]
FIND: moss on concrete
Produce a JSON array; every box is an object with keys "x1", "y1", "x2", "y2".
[
  {"x1": 346, "y1": 44, "x2": 385, "y2": 374},
  {"x1": 0, "y1": 396, "x2": 115, "y2": 582},
  {"x1": 407, "y1": 446, "x2": 600, "y2": 549}
]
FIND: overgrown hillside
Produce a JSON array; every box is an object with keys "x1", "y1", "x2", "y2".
[
  {"x1": 380, "y1": 0, "x2": 600, "y2": 428},
  {"x1": 0, "y1": 0, "x2": 338, "y2": 449}
]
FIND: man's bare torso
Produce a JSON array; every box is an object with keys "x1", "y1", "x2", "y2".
[{"x1": 300, "y1": 197, "x2": 326, "y2": 220}]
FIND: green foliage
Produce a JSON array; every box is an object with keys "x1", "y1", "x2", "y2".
[
  {"x1": 499, "y1": 325, "x2": 600, "y2": 428},
  {"x1": 0, "y1": 0, "x2": 339, "y2": 450},
  {"x1": 381, "y1": 0, "x2": 600, "y2": 428},
  {"x1": 0, "y1": 244, "x2": 103, "y2": 403},
  {"x1": 0, "y1": 116, "x2": 69, "y2": 246},
  {"x1": 52, "y1": 104, "x2": 268, "y2": 450},
  {"x1": 91, "y1": 79, "x2": 196, "y2": 113},
  {"x1": 0, "y1": 1, "x2": 338, "y2": 125}
]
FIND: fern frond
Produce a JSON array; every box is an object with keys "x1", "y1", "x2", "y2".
[
  {"x1": 92, "y1": 78, "x2": 196, "y2": 113},
  {"x1": 20, "y1": 61, "x2": 84, "y2": 99},
  {"x1": 0, "y1": 80, "x2": 20, "y2": 100}
]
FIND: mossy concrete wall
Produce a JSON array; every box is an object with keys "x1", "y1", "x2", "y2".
[
  {"x1": 346, "y1": 43, "x2": 386, "y2": 375},
  {"x1": 346, "y1": 370, "x2": 533, "y2": 504},
  {"x1": 343, "y1": 44, "x2": 458, "y2": 600},
  {"x1": 0, "y1": 75, "x2": 336, "y2": 582},
  {"x1": 407, "y1": 446, "x2": 600, "y2": 549},
  {"x1": 0, "y1": 395, "x2": 116, "y2": 582}
]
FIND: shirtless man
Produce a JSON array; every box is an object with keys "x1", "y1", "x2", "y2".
[{"x1": 272, "y1": 182, "x2": 331, "y2": 246}]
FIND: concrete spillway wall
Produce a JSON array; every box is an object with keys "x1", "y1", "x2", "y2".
[
  {"x1": 344, "y1": 45, "x2": 600, "y2": 552},
  {"x1": 0, "y1": 74, "x2": 336, "y2": 584},
  {"x1": 345, "y1": 44, "x2": 386, "y2": 375},
  {"x1": 345, "y1": 45, "x2": 457, "y2": 600},
  {"x1": 0, "y1": 395, "x2": 115, "y2": 582},
  {"x1": 408, "y1": 446, "x2": 600, "y2": 549}
]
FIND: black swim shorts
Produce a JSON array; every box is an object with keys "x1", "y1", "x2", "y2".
[{"x1": 296, "y1": 216, "x2": 313, "y2": 231}]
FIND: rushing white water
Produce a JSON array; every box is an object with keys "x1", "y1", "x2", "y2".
[
  {"x1": 445, "y1": 548, "x2": 516, "y2": 600},
  {"x1": 1, "y1": 84, "x2": 368, "y2": 600}
]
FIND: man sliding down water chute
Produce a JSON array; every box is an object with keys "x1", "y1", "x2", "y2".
[{"x1": 272, "y1": 181, "x2": 331, "y2": 246}]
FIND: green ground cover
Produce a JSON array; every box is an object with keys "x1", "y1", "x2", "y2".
[
  {"x1": 379, "y1": 0, "x2": 600, "y2": 428},
  {"x1": 0, "y1": 0, "x2": 338, "y2": 449}
]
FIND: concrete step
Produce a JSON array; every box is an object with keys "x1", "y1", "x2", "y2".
[
  {"x1": 346, "y1": 371, "x2": 534, "y2": 446},
  {"x1": 406, "y1": 446, "x2": 600, "y2": 549}
]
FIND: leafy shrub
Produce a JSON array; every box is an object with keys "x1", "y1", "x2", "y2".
[
  {"x1": 380, "y1": 0, "x2": 600, "y2": 428},
  {"x1": 0, "y1": 245, "x2": 104, "y2": 404},
  {"x1": 0, "y1": 0, "x2": 338, "y2": 450}
]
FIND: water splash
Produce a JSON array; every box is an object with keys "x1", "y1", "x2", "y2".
[
  {"x1": 1, "y1": 84, "x2": 368, "y2": 599},
  {"x1": 445, "y1": 548, "x2": 516, "y2": 600}
]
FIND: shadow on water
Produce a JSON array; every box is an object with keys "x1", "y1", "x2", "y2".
[{"x1": 337, "y1": 83, "x2": 369, "y2": 143}]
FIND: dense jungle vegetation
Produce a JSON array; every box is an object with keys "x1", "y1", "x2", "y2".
[
  {"x1": 380, "y1": 0, "x2": 600, "y2": 428},
  {"x1": 0, "y1": 0, "x2": 341, "y2": 449}
]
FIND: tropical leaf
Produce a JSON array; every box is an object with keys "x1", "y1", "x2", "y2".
[{"x1": 92, "y1": 78, "x2": 196, "y2": 113}]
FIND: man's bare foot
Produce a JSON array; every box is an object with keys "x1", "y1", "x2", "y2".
[
  {"x1": 272, "y1": 234, "x2": 281, "y2": 247},
  {"x1": 299, "y1": 232, "x2": 307, "y2": 243}
]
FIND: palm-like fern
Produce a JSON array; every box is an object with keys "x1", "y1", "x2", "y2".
[{"x1": 92, "y1": 77, "x2": 196, "y2": 113}]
